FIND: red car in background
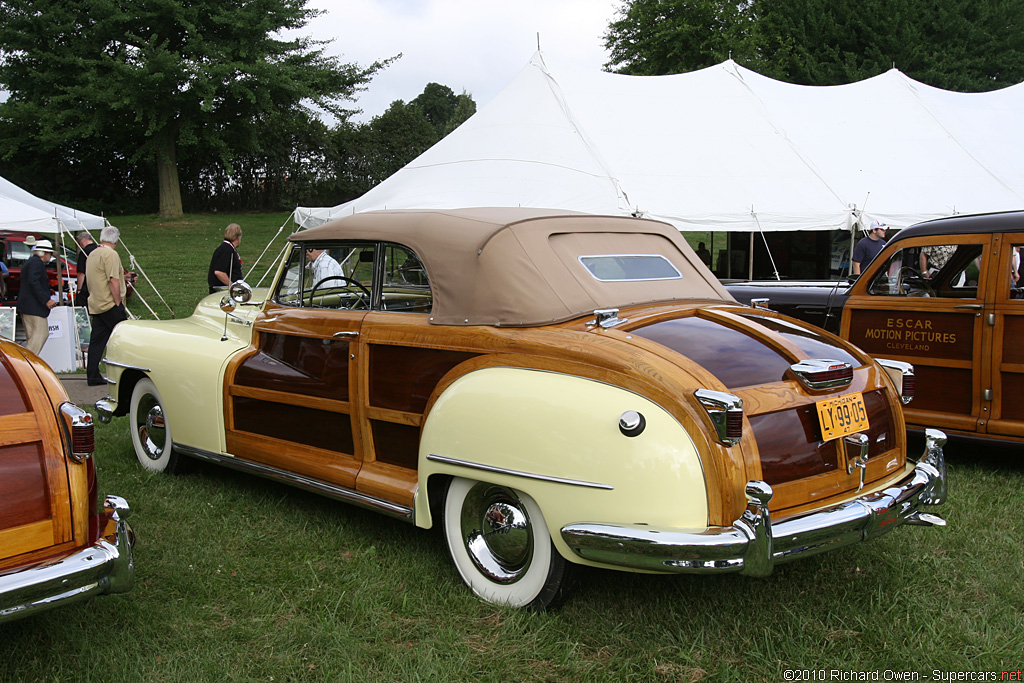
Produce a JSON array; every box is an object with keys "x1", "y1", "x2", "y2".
[{"x1": 0, "y1": 232, "x2": 79, "y2": 305}]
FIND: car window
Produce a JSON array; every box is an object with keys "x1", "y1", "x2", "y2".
[
  {"x1": 276, "y1": 243, "x2": 374, "y2": 310},
  {"x1": 1011, "y1": 244, "x2": 1023, "y2": 300},
  {"x1": 9, "y1": 241, "x2": 30, "y2": 268},
  {"x1": 867, "y1": 243, "x2": 984, "y2": 299},
  {"x1": 578, "y1": 254, "x2": 682, "y2": 282},
  {"x1": 380, "y1": 243, "x2": 432, "y2": 313},
  {"x1": 275, "y1": 242, "x2": 431, "y2": 313}
]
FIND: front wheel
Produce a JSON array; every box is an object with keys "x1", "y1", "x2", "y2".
[
  {"x1": 129, "y1": 378, "x2": 184, "y2": 473},
  {"x1": 443, "y1": 477, "x2": 576, "y2": 610}
]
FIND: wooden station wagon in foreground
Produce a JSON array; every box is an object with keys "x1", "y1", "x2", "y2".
[
  {"x1": 728, "y1": 211, "x2": 1024, "y2": 446},
  {"x1": 1, "y1": 339, "x2": 134, "y2": 623},
  {"x1": 97, "y1": 208, "x2": 946, "y2": 609}
]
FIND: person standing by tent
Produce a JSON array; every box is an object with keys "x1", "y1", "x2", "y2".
[
  {"x1": 208, "y1": 223, "x2": 243, "y2": 293},
  {"x1": 86, "y1": 226, "x2": 128, "y2": 386},
  {"x1": 74, "y1": 231, "x2": 98, "y2": 306},
  {"x1": 852, "y1": 220, "x2": 889, "y2": 275},
  {"x1": 696, "y1": 242, "x2": 712, "y2": 268},
  {"x1": 16, "y1": 240, "x2": 57, "y2": 355}
]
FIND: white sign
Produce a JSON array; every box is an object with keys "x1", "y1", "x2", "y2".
[{"x1": 38, "y1": 306, "x2": 78, "y2": 372}]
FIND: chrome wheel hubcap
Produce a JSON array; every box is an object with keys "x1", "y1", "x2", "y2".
[
  {"x1": 460, "y1": 483, "x2": 533, "y2": 584},
  {"x1": 136, "y1": 397, "x2": 166, "y2": 461}
]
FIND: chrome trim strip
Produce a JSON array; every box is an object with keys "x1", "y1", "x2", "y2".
[
  {"x1": 0, "y1": 496, "x2": 134, "y2": 624},
  {"x1": 561, "y1": 430, "x2": 947, "y2": 574},
  {"x1": 426, "y1": 454, "x2": 614, "y2": 490},
  {"x1": 174, "y1": 444, "x2": 414, "y2": 521},
  {"x1": 101, "y1": 358, "x2": 152, "y2": 372}
]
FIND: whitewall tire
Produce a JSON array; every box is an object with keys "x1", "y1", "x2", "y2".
[
  {"x1": 129, "y1": 378, "x2": 182, "y2": 473},
  {"x1": 443, "y1": 477, "x2": 575, "y2": 610}
]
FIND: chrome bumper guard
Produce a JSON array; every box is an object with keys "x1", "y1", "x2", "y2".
[
  {"x1": 95, "y1": 396, "x2": 117, "y2": 424},
  {"x1": 0, "y1": 496, "x2": 135, "y2": 623},
  {"x1": 561, "y1": 429, "x2": 947, "y2": 576}
]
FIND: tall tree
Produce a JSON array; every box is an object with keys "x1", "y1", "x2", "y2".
[
  {"x1": 0, "y1": 0, "x2": 390, "y2": 216},
  {"x1": 604, "y1": 0, "x2": 1024, "y2": 90},
  {"x1": 604, "y1": 0, "x2": 756, "y2": 75}
]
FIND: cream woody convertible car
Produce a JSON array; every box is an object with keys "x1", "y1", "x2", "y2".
[{"x1": 97, "y1": 208, "x2": 946, "y2": 609}]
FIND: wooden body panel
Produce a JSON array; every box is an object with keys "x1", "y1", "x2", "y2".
[
  {"x1": 0, "y1": 343, "x2": 77, "y2": 571},
  {"x1": 842, "y1": 230, "x2": 1024, "y2": 442},
  {"x1": 217, "y1": 298, "x2": 905, "y2": 527}
]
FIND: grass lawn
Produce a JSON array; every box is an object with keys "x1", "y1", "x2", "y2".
[{"x1": 1, "y1": 214, "x2": 1021, "y2": 682}]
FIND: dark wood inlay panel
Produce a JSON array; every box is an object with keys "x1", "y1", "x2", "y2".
[
  {"x1": 862, "y1": 390, "x2": 893, "y2": 458},
  {"x1": 368, "y1": 345, "x2": 478, "y2": 413},
  {"x1": 633, "y1": 316, "x2": 793, "y2": 389},
  {"x1": 0, "y1": 444, "x2": 50, "y2": 528},
  {"x1": 749, "y1": 406, "x2": 839, "y2": 486},
  {"x1": 1002, "y1": 316, "x2": 1024, "y2": 365},
  {"x1": 232, "y1": 397, "x2": 354, "y2": 454},
  {"x1": 847, "y1": 310, "x2": 975, "y2": 362},
  {"x1": 371, "y1": 420, "x2": 419, "y2": 470},
  {"x1": 0, "y1": 357, "x2": 28, "y2": 415},
  {"x1": 912, "y1": 366, "x2": 973, "y2": 415},
  {"x1": 235, "y1": 332, "x2": 350, "y2": 401}
]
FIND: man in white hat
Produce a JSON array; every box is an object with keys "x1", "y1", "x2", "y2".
[
  {"x1": 16, "y1": 239, "x2": 57, "y2": 355},
  {"x1": 852, "y1": 220, "x2": 889, "y2": 275}
]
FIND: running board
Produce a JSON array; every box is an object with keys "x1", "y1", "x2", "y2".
[{"x1": 173, "y1": 443, "x2": 415, "y2": 522}]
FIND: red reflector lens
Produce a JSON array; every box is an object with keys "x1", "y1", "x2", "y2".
[
  {"x1": 73, "y1": 422, "x2": 95, "y2": 455},
  {"x1": 726, "y1": 410, "x2": 743, "y2": 440},
  {"x1": 902, "y1": 373, "x2": 915, "y2": 401},
  {"x1": 807, "y1": 366, "x2": 853, "y2": 384}
]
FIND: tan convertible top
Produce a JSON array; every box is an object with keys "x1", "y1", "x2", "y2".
[{"x1": 290, "y1": 208, "x2": 734, "y2": 326}]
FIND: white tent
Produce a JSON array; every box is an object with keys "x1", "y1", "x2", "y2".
[
  {"x1": 0, "y1": 175, "x2": 108, "y2": 234},
  {"x1": 0, "y1": 175, "x2": 171, "y2": 321},
  {"x1": 295, "y1": 52, "x2": 1024, "y2": 233}
]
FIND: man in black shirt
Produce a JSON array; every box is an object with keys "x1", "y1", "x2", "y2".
[
  {"x1": 208, "y1": 223, "x2": 243, "y2": 293},
  {"x1": 74, "y1": 231, "x2": 98, "y2": 306}
]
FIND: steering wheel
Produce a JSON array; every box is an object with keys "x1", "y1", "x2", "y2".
[
  {"x1": 897, "y1": 266, "x2": 934, "y2": 296},
  {"x1": 310, "y1": 276, "x2": 372, "y2": 310}
]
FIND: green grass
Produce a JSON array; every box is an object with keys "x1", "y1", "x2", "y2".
[
  {"x1": 2, "y1": 214, "x2": 1022, "y2": 681},
  {"x1": 110, "y1": 212, "x2": 295, "y2": 319}
]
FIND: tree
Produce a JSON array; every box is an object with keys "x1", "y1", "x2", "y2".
[
  {"x1": 323, "y1": 83, "x2": 477, "y2": 197},
  {"x1": 0, "y1": 0, "x2": 390, "y2": 217},
  {"x1": 603, "y1": 0, "x2": 756, "y2": 75},
  {"x1": 603, "y1": 0, "x2": 1024, "y2": 90}
]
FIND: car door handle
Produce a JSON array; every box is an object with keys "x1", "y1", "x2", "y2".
[
  {"x1": 333, "y1": 330, "x2": 359, "y2": 339},
  {"x1": 953, "y1": 304, "x2": 983, "y2": 310}
]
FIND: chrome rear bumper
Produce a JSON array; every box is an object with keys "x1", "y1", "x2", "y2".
[
  {"x1": 0, "y1": 496, "x2": 135, "y2": 623},
  {"x1": 561, "y1": 429, "x2": 947, "y2": 576}
]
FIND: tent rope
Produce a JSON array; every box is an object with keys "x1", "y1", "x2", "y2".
[
  {"x1": 752, "y1": 209, "x2": 781, "y2": 280},
  {"x1": 247, "y1": 216, "x2": 295, "y2": 287}
]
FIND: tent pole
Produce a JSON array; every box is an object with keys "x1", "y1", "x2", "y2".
[{"x1": 748, "y1": 233, "x2": 754, "y2": 280}]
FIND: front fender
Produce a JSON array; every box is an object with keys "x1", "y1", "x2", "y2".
[
  {"x1": 417, "y1": 367, "x2": 709, "y2": 568},
  {"x1": 103, "y1": 317, "x2": 250, "y2": 455}
]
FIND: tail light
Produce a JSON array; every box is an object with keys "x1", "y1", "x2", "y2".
[
  {"x1": 790, "y1": 359, "x2": 853, "y2": 390},
  {"x1": 59, "y1": 402, "x2": 95, "y2": 462},
  {"x1": 876, "y1": 359, "x2": 915, "y2": 405},
  {"x1": 695, "y1": 389, "x2": 743, "y2": 446}
]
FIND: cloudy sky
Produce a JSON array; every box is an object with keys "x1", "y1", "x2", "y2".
[{"x1": 301, "y1": 0, "x2": 622, "y2": 121}]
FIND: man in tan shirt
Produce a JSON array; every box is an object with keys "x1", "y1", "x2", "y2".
[{"x1": 85, "y1": 226, "x2": 128, "y2": 386}]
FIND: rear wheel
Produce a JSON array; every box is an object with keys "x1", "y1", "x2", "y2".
[
  {"x1": 129, "y1": 378, "x2": 183, "y2": 473},
  {"x1": 443, "y1": 477, "x2": 575, "y2": 610}
]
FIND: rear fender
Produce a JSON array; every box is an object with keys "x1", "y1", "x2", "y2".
[{"x1": 416, "y1": 367, "x2": 708, "y2": 566}]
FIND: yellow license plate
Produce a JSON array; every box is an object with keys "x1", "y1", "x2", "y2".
[{"x1": 816, "y1": 392, "x2": 869, "y2": 442}]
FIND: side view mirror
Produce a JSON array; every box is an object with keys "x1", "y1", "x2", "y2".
[{"x1": 229, "y1": 280, "x2": 252, "y2": 304}]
